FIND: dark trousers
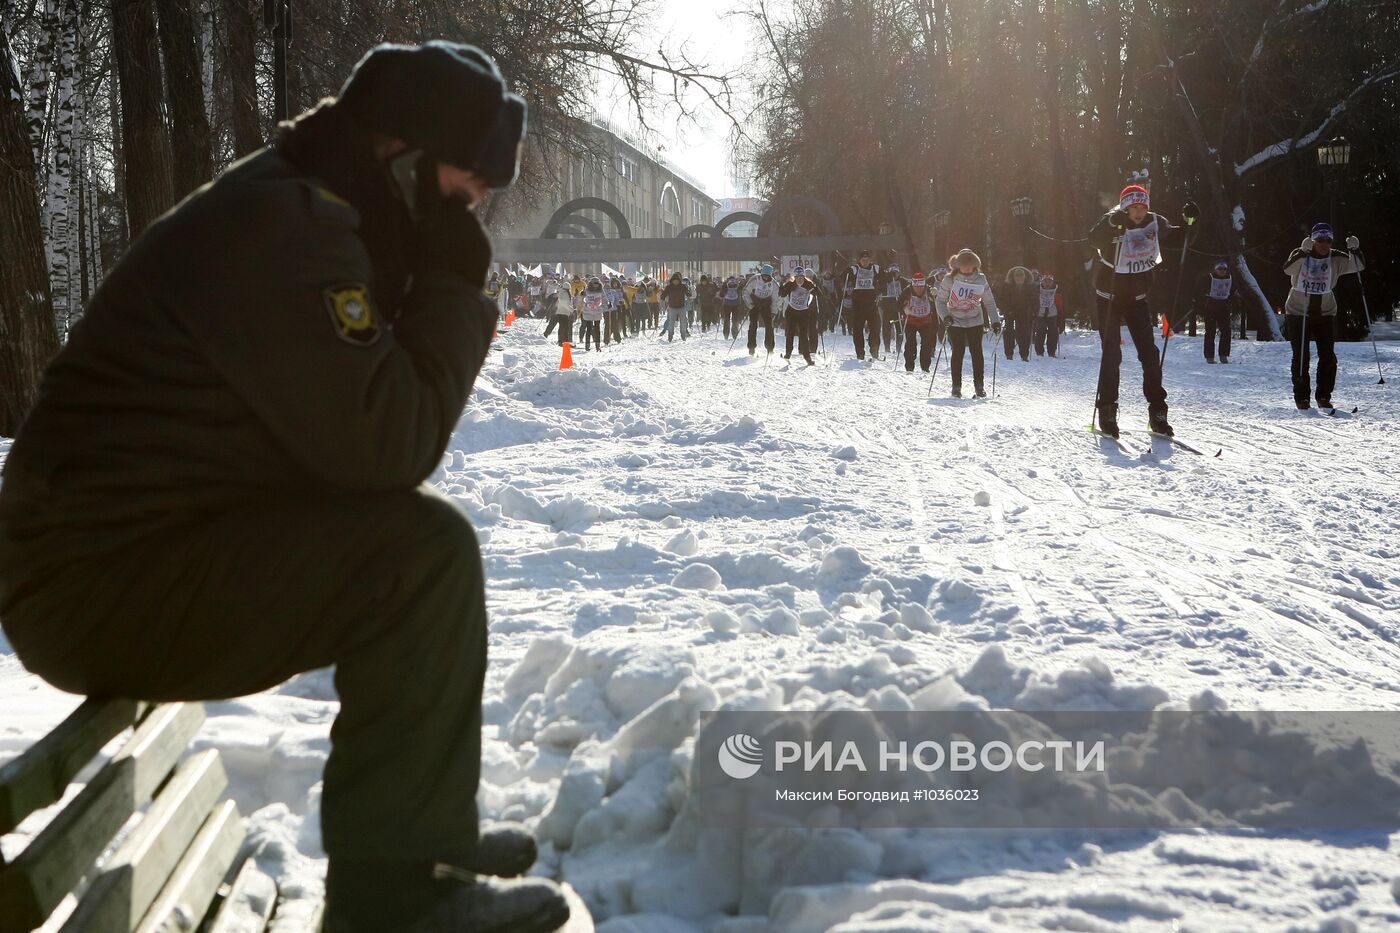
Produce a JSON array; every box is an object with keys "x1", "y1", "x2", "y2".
[
  {"x1": 1204, "y1": 303, "x2": 1232, "y2": 360},
  {"x1": 547, "y1": 314, "x2": 573, "y2": 346},
  {"x1": 904, "y1": 318, "x2": 935, "y2": 371},
  {"x1": 1096, "y1": 296, "x2": 1167, "y2": 414},
  {"x1": 850, "y1": 296, "x2": 880, "y2": 359},
  {"x1": 1287, "y1": 313, "x2": 1337, "y2": 404},
  {"x1": 880, "y1": 299, "x2": 902, "y2": 354},
  {"x1": 583, "y1": 319, "x2": 602, "y2": 349},
  {"x1": 947, "y1": 324, "x2": 985, "y2": 391},
  {"x1": 1033, "y1": 316, "x2": 1059, "y2": 357},
  {"x1": 0, "y1": 488, "x2": 486, "y2": 864},
  {"x1": 783, "y1": 308, "x2": 813, "y2": 358},
  {"x1": 1003, "y1": 315, "x2": 1032, "y2": 360},
  {"x1": 648, "y1": 303, "x2": 661, "y2": 327},
  {"x1": 605, "y1": 309, "x2": 625, "y2": 344},
  {"x1": 748, "y1": 304, "x2": 775, "y2": 352},
  {"x1": 722, "y1": 305, "x2": 743, "y2": 338}
]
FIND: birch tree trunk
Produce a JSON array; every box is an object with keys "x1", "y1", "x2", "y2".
[
  {"x1": 112, "y1": 0, "x2": 175, "y2": 239},
  {"x1": 46, "y1": 0, "x2": 77, "y2": 337},
  {"x1": 1, "y1": 23, "x2": 62, "y2": 437},
  {"x1": 25, "y1": 0, "x2": 57, "y2": 178}
]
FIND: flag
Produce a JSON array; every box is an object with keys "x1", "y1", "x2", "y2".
[
  {"x1": 1161, "y1": 313, "x2": 1173, "y2": 338},
  {"x1": 555, "y1": 262, "x2": 564, "y2": 275},
  {"x1": 526, "y1": 264, "x2": 543, "y2": 278},
  {"x1": 602, "y1": 263, "x2": 621, "y2": 278}
]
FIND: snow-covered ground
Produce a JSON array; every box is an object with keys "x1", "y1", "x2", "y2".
[{"x1": 4, "y1": 320, "x2": 1400, "y2": 931}]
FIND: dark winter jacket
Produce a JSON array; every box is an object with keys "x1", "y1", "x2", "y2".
[
  {"x1": 662, "y1": 281, "x2": 690, "y2": 309},
  {"x1": 1000, "y1": 280, "x2": 1039, "y2": 320},
  {"x1": 0, "y1": 146, "x2": 495, "y2": 580},
  {"x1": 1088, "y1": 210, "x2": 1188, "y2": 308},
  {"x1": 696, "y1": 280, "x2": 719, "y2": 307}
]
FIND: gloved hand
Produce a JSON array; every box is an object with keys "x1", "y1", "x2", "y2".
[
  {"x1": 412, "y1": 183, "x2": 492, "y2": 289},
  {"x1": 1108, "y1": 209, "x2": 1127, "y2": 229},
  {"x1": 1182, "y1": 200, "x2": 1200, "y2": 226},
  {"x1": 992, "y1": 321, "x2": 1003, "y2": 335},
  {"x1": 1346, "y1": 234, "x2": 1360, "y2": 250}
]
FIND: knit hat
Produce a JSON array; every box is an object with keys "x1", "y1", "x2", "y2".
[
  {"x1": 911, "y1": 273, "x2": 926, "y2": 287},
  {"x1": 760, "y1": 263, "x2": 774, "y2": 276},
  {"x1": 1041, "y1": 273, "x2": 1056, "y2": 284},
  {"x1": 1214, "y1": 260, "x2": 1230, "y2": 272},
  {"x1": 1119, "y1": 185, "x2": 1150, "y2": 209},
  {"x1": 1310, "y1": 222, "x2": 1334, "y2": 241},
  {"x1": 338, "y1": 41, "x2": 523, "y2": 184}
]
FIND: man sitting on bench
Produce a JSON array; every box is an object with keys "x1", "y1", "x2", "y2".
[{"x1": 0, "y1": 41, "x2": 569, "y2": 933}]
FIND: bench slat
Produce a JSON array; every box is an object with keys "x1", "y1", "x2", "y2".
[
  {"x1": 206, "y1": 858, "x2": 277, "y2": 933},
  {"x1": 0, "y1": 703, "x2": 205, "y2": 933},
  {"x1": 60, "y1": 747, "x2": 229, "y2": 933},
  {"x1": 0, "y1": 698, "x2": 140, "y2": 835},
  {"x1": 135, "y1": 798, "x2": 245, "y2": 933}
]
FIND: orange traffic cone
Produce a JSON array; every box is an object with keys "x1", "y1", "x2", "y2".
[
  {"x1": 560, "y1": 342, "x2": 574, "y2": 370},
  {"x1": 504, "y1": 309, "x2": 517, "y2": 327}
]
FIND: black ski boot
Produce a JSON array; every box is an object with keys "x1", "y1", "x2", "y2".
[
  {"x1": 1097, "y1": 406, "x2": 1119, "y2": 439},
  {"x1": 804, "y1": 354, "x2": 815, "y2": 366},
  {"x1": 975, "y1": 386, "x2": 987, "y2": 398},
  {"x1": 951, "y1": 385, "x2": 963, "y2": 398},
  {"x1": 472, "y1": 823, "x2": 539, "y2": 877},
  {"x1": 1148, "y1": 410, "x2": 1174, "y2": 437},
  {"x1": 1295, "y1": 399, "x2": 1310, "y2": 410},
  {"x1": 323, "y1": 860, "x2": 571, "y2": 933},
  {"x1": 1317, "y1": 396, "x2": 1332, "y2": 410}
]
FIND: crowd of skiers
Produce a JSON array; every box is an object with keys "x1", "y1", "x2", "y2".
[{"x1": 483, "y1": 183, "x2": 1373, "y2": 438}]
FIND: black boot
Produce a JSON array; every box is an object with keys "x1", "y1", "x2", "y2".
[
  {"x1": 472, "y1": 824, "x2": 539, "y2": 877},
  {"x1": 1097, "y1": 406, "x2": 1119, "y2": 438},
  {"x1": 1148, "y1": 409, "x2": 1174, "y2": 437},
  {"x1": 952, "y1": 385, "x2": 963, "y2": 398},
  {"x1": 324, "y1": 859, "x2": 571, "y2": 933},
  {"x1": 975, "y1": 386, "x2": 987, "y2": 398}
]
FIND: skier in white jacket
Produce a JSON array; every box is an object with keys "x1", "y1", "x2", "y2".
[{"x1": 935, "y1": 249, "x2": 1002, "y2": 398}]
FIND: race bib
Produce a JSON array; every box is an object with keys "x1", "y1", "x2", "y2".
[
  {"x1": 1038, "y1": 287, "x2": 1058, "y2": 315},
  {"x1": 725, "y1": 286, "x2": 739, "y2": 301},
  {"x1": 1115, "y1": 220, "x2": 1162, "y2": 275},
  {"x1": 751, "y1": 281, "x2": 776, "y2": 299},
  {"x1": 1208, "y1": 276, "x2": 1232, "y2": 301},
  {"x1": 948, "y1": 280, "x2": 986, "y2": 313},
  {"x1": 789, "y1": 287, "x2": 813, "y2": 310},
  {"x1": 885, "y1": 279, "x2": 902, "y2": 298},
  {"x1": 585, "y1": 295, "x2": 603, "y2": 310},
  {"x1": 854, "y1": 266, "x2": 876, "y2": 290},
  {"x1": 1300, "y1": 258, "x2": 1331, "y2": 295},
  {"x1": 906, "y1": 294, "x2": 932, "y2": 318}
]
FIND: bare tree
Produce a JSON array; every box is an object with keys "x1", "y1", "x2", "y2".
[
  {"x1": 1, "y1": 23, "x2": 61, "y2": 437},
  {"x1": 112, "y1": 0, "x2": 175, "y2": 237},
  {"x1": 156, "y1": 0, "x2": 214, "y2": 196}
]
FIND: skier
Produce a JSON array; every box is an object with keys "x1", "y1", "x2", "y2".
[
  {"x1": 1033, "y1": 273, "x2": 1064, "y2": 357},
  {"x1": 0, "y1": 40, "x2": 571, "y2": 932},
  {"x1": 1200, "y1": 260, "x2": 1236, "y2": 364},
  {"x1": 1001, "y1": 267, "x2": 1037, "y2": 361},
  {"x1": 900, "y1": 272, "x2": 938, "y2": 373},
  {"x1": 720, "y1": 274, "x2": 744, "y2": 338},
  {"x1": 542, "y1": 276, "x2": 573, "y2": 345},
  {"x1": 820, "y1": 269, "x2": 839, "y2": 333},
  {"x1": 681, "y1": 276, "x2": 694, "y2": 330},
  {"x1": 1087, "y1": 184, "x2": 1197, "y2": 437},
  {"x1": 879, "y1": 262, "x2": 908, "y2": 356},
  {"x1": 1283, "y1": 224, "x2": 1364, "y2": 409},
  {"x1": 660, "y1": 272, "x2": 691, "y2": 341},
  {"x1": 778, "y1": 268, "x2": 817, "y2": 365},
  {"x1": 579, "y1": 276, "x2": 606, "y2": 350},
  {"x1": 604, "y1": 275, "x2": 625, "y2": 345},
  {"x1": 936, "y1": 249, "x2": 1002, "y2": 397},
  {"x1": 484, "y1": 272, "x2": 503, "y2": 320},
  {"x1": 838, "y1": 250, "x2": 883, "y2": 360},
  {"x1": 743, "y1": 263, "x2": 779, "y2": 356},
  {"x1": 643, "y1": 276, "x2": 662, "y2": 329},
  {"x1": 696, "y1": 273, "x2": 719, "y2": 332}
]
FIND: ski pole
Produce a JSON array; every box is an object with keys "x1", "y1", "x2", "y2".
[
  {"x1": 991, "y1": 328, "x2": 999, "y2": 396},
  {"x1": 928, "y1": 333, "x2": 946, "y2": 397},
  {"x1": 1353, "y1": 248, "x2": 1387, "y2": 385}
]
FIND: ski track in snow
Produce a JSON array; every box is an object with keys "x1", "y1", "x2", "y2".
[{"x1": 4, "y1": 325, "x2": 1400, "y2": 930}]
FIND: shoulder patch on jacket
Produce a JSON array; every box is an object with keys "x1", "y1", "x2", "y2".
[
  {"x1": 303, "y1": 182, "x2": 360, "y2": 227},
  {"x1": 324, "y1": 284, "x2": 380, "y2": 345}
]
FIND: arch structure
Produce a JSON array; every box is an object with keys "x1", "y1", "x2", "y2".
[{"x1": 540, "y1": 197, "x2": 632, "y2": 239}]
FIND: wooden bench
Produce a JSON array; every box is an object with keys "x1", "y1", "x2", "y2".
[{"x1": 0, "y1": 698, "x2": 318, "y2": 933}]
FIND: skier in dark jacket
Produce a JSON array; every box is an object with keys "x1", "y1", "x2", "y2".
[
  {"x1": 1087, "y1": 184, "x2": 1197, "y2": 437},
  {"x1": 778, "y1": 269, "x2": 818, "y2": 365},
  {"x1": 660, "y1": 271, "x2": 691, "y2": 341},
  {"x1": 696, "y1": 273, "x2": 719, "y2": 331},
  {"x1": 900, "y1": 272, "x2": 938, "y2": 372},
  {"x1": 0, "y1": 42, "x2": 569, "y2": 933},
  {"x1": 1001, "y1": 267, "x2": 1037, "y2": 361},
  {"x1": 1282, "y1": 224, "x2": 1364, "y2": 409},
  {"x1": 1198, "y1": 260, "x2": 1236, "y2": 364}
]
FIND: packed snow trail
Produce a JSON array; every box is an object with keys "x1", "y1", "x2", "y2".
[{"x1": 3, "y1": 323, "x2": 1400, "y2": 931}]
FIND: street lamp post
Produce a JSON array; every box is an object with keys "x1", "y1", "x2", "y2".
[
  {"x1": 932, "y1": 210, "x2": 951, "y2": 270},
  {"x1": 1010, "y1": 196, "x2": 1034, "y2": 268},
  {"x1": 1317, "y1": 137, "x2": 1353, "y2": 335},
  {"x1": 263, "y1": 0, "x2": 292, "y2": 122}
]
